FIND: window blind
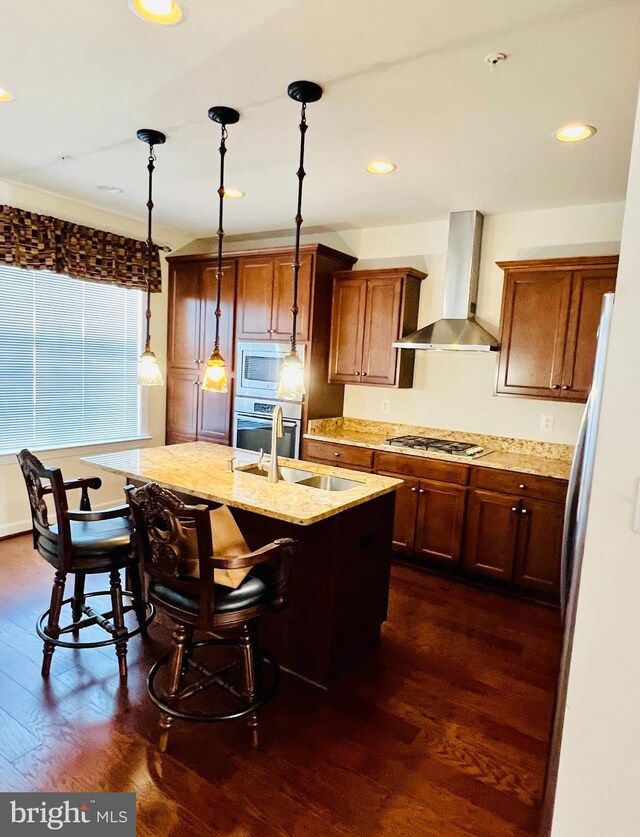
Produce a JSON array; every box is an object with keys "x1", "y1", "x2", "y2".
[{"x1": 0, "y1": 263, "x2": 143, "y2": 454}]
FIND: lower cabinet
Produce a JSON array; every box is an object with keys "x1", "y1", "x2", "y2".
[
  {"x1": 379, "y1": 472, "x2": 466, "y2": 567},
  {"x1": 463, "y1": 487, "x2": 565, "y2": 597},
  {"x1": 302, "y1": 438, "x2": 567, "y2": 602}
]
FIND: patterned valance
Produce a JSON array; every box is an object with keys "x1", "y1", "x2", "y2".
[{"x1": 0, "y1": 204, "x2": 161, "y2": 291}]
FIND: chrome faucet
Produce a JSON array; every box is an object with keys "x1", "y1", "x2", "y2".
[{"x1": 267, "y1": 405, "x2": 284, "y2": 483}]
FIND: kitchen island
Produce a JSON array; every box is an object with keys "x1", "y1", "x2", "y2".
[{"x1": 84, "y1": 442, "x2": 402, "y2": 688}]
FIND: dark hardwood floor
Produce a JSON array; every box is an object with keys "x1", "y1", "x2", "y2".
[{"x1": 0, "y1": 533, "x2": 561, "y2": 836}]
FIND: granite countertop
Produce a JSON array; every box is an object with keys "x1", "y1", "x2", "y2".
[
  {"x1": 305, "y1": 419, "x2": 574, "y2": 481},
  {"x1": 83, "y1": 442, "x2": 402, "y2": 526}
]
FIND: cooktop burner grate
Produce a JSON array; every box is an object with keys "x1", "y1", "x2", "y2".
[{"x1": 386, "y1": 435, "x2": 488, "y2": 457}]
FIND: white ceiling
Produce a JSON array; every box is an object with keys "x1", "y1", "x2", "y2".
[{"x1": 1, "y1": 0, "x2": 640, "y2": 237}]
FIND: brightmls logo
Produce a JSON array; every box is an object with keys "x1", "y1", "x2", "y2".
[{"x1": 1, "y1": 793, "x2": 135, "y2": 835}]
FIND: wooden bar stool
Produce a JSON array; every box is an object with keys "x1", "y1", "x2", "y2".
[
  {"x1": 17, "y1": 449, "x2": 154, "y2": 677},
  {"x1": 126, "y1": 481, "x2": 294, "y2": 752}
]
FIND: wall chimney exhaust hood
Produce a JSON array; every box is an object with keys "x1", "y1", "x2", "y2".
[{"x1": 393, "y1": 210, "x2": 499, "y2": 352}]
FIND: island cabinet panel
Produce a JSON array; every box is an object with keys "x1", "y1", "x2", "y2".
[
  {"x1": 166, "y1": 258, "x2": 236, "y2": 445},
  {"x1": 496, "y1": 256, "x2": 617, "y2": 403},
  {"x1": 329, "y1": 268, "x2": 425, "y2": 388},
  {"x1": 462, "y1": 489, "x2": 520, "y2": 581}
]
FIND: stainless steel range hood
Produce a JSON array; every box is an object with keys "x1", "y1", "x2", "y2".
[{"x1": 393, "y1": 210, "x2": 499, "y2": 351}]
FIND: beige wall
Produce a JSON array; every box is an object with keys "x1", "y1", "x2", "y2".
[
  {"x1": 0, "y1": 180, "x2": 191, "y2": 536},
  {"x1": 551, "y1": 92, "x2": 640, "y2": 834},
  {"x1": 203, "y1": 200, "x2": 624, "y2": 445}
]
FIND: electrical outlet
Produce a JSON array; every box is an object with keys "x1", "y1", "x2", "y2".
[
  {"x1": 381, "y1": 400, "x2": 390, "y2": 414},
  {"x1": 540, "y1": 414, "x2": 555, "y2": 431}
]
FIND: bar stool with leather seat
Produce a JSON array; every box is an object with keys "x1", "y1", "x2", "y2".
[
  {"x1": 17, "y1": 449, "x2": 153, "y2": 677},
  {"x1": 126, "y1": 481, "x2": 294, "y2": 752}
]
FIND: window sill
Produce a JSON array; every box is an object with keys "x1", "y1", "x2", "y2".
[{"x1": 0, "y1": 435, "x2": 154, "y2": 466}]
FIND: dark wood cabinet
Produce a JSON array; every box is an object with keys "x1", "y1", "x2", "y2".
[
  {"x1": 302, "y1": 440, "x2": 567, "y2": 602},
  {"x1": 513, "y1": 496, "x2": 564, "y2": 596},
  {"x1": 496, "y1": 256, "x2": 617, "y2": 402},
  {"x1": 165, "y1": 259, "x2": 236, "y2": 446},
  {"x1": 463, "y1": 489, "x2": 521, "y2": 581},
  {"x1": 414, "y1": 480, "x2": 467, "y2": 567},
  {"x1": 329, "y1": 268, "x2": 425, "y2": 388},
  {"x1": 236, "y1": 253, "x2": 313, "y2": 342},
  {"x1": 463, "y1": 469, "x2": 566, "y2": 597}
]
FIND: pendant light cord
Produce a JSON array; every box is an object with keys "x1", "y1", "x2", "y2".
[
  {"x1": 291, "y1": 101, "x2": 307, "y2": 354},
  {"x1": 144, "y1": 144, "x2": 157, "y2": 352},
  {"x1": 214, "y1": 125, "x2": 228, "y2": 353}
]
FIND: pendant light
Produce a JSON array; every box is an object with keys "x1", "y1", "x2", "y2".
[
  {"x1": 276, "y1": 80, "x2": 322, "y2": 401},
  {"x1": 136, "y1": 128, "x2": 166, "y2": 387},
  {"x1": 201, "y1": 106, "x2": 240, "y2": 393}
]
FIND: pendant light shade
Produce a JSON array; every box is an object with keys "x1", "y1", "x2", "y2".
[
  {"x1": 276, "y1": 349, "x2": 305, "y2": 400},
  {"x1": 278, "y1": 80, "x2": 323, "y2": 400},
  {"x1": 201, "y1": 106, "x2": 240, "y2": 394},
  {"x1": 136, "y1": 128, "x2": 166, "y2": 387}
]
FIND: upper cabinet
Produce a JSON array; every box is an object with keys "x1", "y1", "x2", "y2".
[
  {"x1": 236, "y1": 253, "x2": 313, "y2": 342},
  {"x1": 496, "y1": 256, "x2": 618, "y2": 402},
  {"x1": 329, "y1": 268, "x2": 425, "y2": 388}
]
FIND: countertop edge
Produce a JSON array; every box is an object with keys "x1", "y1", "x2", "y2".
[{"x1": 303, "y1": 432, "x2": 571, "y2": 481}]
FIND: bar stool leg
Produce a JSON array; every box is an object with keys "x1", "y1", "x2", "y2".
[
  {"x1": 127, "y1": 560, "x2": 149, "y2": 636},
  {"x1": 109, "y1": 570, "x2": 128, "y2": 678},
  {"x1": 42, "y1": 571, "x2": 66, "y2": 677},
  {"x1": 240, "y1": 623, "x2": 260, "y2": 750},
  {"x1": 158, "y1": 624, "x2": 189, "y2": 753},
  {"x1": 71, "y1": 572, "x2": 85, "y2": 624}
]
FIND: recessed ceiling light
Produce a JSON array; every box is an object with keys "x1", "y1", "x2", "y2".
[
  {"x1": 554, "y1": 124, "x2": 597, "y2": 143},
  {"x1": 129, "y1": 0, "x2": 184, "y2": 26},
  {"x1": 98, "y1": 185, "x2": 124, "y2": 194},
  {"x1": 0, "y1": 88, "x2": 13, "y2": 103},
  {"x1": 223, "y1": 188, "x2": 244, "y2": 199},
  {"x1": 366, "y1": 160, "x2": 397, "y2": 175}
]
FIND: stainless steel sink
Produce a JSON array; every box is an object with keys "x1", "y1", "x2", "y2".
[
  {"x1": 237, "y1": 464, "x2": 315, "y2": 483},
  {"x1": 295, "y1": 474, "x2": 364, "y2": 492}
]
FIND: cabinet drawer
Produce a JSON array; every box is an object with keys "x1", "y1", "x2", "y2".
[
  {"x1": 471, "y1": 467, "x2": 567, "y2": 502},
  {"x1": 302, "y1": 439, "x2": 374, "y2": 470},
  {"x1": 374, "y1": 451, "x2": 469, "y2": 485}
]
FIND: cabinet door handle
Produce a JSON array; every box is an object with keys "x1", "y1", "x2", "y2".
[
  {"x1": 519, "y1": 484, "x2": 526, "y2": 490},
  {"x1": 551, "y1": 384, "x2": 560, "y2": 390},
  {"x1": 362, "y1": 372, "x2": 368, "y2": 377},
  {"x1": 192, "y1": 358, "x2": 198, "y2": 363},
  {"x1": 193, "y1": 380, "x2": 199, "y2": 386},
  {"x1": 511, "y1": 507, "x2": 518, "y2": 512},
  {"x1": 521, "y1": 508, "x2": 528, "y2": 514},
  {"x1": 411, "y1": 487, "x2": 417, "y2": 492},
  {"x1": 418, "y1": 488, "x2": 424, "y2": 494},
  {"x1": 334, "y1": 452, "x2": 341, "y2": 457},
  {"x1": 354, "y1": 371, "x2": 361, "y2": 376},
  {"x1": 562, "y1": 385, "x2": 570, "y2": 390}
]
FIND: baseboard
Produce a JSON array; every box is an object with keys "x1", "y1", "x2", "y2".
[{"x1": 0, "y1": 499, "x2": 128, "y2": 541}]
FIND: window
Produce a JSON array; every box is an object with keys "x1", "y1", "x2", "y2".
[{"x1": 0, "y1": 264, "x2": 144, "y2": 454}]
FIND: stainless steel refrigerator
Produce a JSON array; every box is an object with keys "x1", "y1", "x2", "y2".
[{"x1": 541, "y1": 291, "x2": 615, "y2": 833}]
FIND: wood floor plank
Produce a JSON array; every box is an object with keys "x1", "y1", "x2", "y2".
[{"x1": 0, "y1": 532, "x2": 560, "y2": 836}]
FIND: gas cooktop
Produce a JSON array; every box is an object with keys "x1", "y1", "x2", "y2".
[{"x1": 386, "y1": 435, "x2": 489, "y2": 458}]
